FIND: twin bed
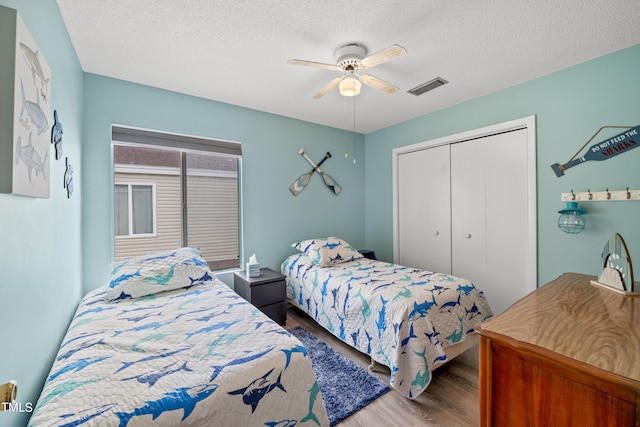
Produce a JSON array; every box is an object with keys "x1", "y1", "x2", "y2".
[
  {"x1": 30, "y1": 239, "x2": 493, "y2": 425},
  {"x1": 282, "y1": 237, "x2": 493, "y2": 399},
  {"x1": 29, "y1": 248, "x2": 329, "y2": 427}
]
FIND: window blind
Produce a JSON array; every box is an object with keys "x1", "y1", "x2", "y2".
[{"x1": 112, "y1": 126, "x2": 242, "y2": 156}]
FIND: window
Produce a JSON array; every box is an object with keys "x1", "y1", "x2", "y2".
[
  {"x1": 112, "y1": 126, "x2": 242, "y2": 270},
  {"x1": 114, "y1": 183, "x2": 156, "y2": 237}
]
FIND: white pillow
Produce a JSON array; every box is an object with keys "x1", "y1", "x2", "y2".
[
  {"x1": 292, "y1": 237, "x2": 363, "y2": 267},
  {"x1": 106, "y1": 247, "x2": 213, "y2": 302}
]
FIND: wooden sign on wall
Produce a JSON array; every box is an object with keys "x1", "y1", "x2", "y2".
[{"x1": 551, "y1": 125, "x2": 639, "y2": 177}]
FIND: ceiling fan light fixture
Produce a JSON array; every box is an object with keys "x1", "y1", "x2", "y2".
[{"x1": 339, "y1": 76, "x2": 361, "y2": 97}]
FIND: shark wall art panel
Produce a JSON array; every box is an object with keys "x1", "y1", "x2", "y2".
[{"x1": 0, "y1": 6, "x2": 51, "y2": 198}]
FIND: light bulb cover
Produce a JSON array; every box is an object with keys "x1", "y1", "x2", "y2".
[{"x1": 339, "y1": 76, "x2": 361, "y2": 97}]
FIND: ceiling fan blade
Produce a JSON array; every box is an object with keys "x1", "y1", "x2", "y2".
[
  {"x1": 313, "y1": 77, "x2": 342, "y2": 99},
  {"x1": 287, "y1": 59, "x2": 340, "y2": 70},
  {"x1": 359, "y1": 74, "x2": 399, "y2": 94},
  {"x1": 360, "y1": 44, "x2": 407, "y2": 69}
]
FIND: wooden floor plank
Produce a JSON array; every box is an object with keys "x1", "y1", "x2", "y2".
[{"x1": 286, "y1": 306, "x2": 480, "y2": 427}]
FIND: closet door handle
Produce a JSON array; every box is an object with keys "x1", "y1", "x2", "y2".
[
  {"x1": 433, "y1": 230, "x2": 439, "y2": 236},
  {"x1": 465, "y1": 233, "x2": 472, "y2": 239}
]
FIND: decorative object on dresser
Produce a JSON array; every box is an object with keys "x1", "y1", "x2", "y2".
[
  {"x1": 234, "y1": 267, "x2": 287, "y2": 325},
  {"x1": 475, "y1": 272, "x2": 640, "y2": 427},
  {"x1": 591, "y1": 232, "x2": 639, "y2": 295}
]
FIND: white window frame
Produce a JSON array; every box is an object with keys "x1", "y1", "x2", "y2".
[{"x1": 114, "y1": 182, "x2": 157, "y2": 239}]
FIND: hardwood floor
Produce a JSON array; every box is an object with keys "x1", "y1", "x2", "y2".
[{"x1": 286, "y1": 305, "x2": 480, "y2": 427}]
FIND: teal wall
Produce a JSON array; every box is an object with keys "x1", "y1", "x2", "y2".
[
  {"x1": 364, "y1": 44, "x2": 640, "y2": 286},
  {"x1": 0, "y1": 1, "x2": 83, "y2": 426},
  {"x1": 81, "y1": 74, "x2": 365, "y2": 293},
  {"x1": 1, "y1": 2, "x2": 638, "y2": 426}
]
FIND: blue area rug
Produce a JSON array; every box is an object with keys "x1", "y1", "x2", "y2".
[{"x1": 289, "y1": 326, "x2": 390, "y2": 426}]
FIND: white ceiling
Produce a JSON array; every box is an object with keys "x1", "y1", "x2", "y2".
[{"x1": 56, "y1": 0, "x2": 640, "y2": 134}]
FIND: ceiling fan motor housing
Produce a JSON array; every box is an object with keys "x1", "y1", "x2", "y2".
[{"x1": 335, "y1": 44, "x2": 367, "y2": 71}]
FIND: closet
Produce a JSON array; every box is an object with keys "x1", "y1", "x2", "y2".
[{"x1": 393, "y1": 117, "x2": 536, "y2": 314}]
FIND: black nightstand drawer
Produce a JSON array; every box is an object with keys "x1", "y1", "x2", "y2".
[
  {"x1": 233, "y1": 267, "x2": 287, "y2": 325},
  {"x1": 260, "y1": 301, "x2": 287, "y2": 325},
  {"x1": 236, "y1": 279, "x2": 285, "y2": 307}
]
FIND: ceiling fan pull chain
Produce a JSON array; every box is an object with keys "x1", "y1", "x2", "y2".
[
  {"x1": 353, "y1": 95, "x2": 357, "y2": 164},
  {"x1": 344, "y1": 95, "x2": 349, "y2": 159}
]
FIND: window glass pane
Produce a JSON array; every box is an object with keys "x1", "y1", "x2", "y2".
[
  {"x1": 113, "y1": 140, "x2": 241, "y2": 271},
  {"x1": 132, "y1": 185, "x2": 153, "y2": 234},
  {"x1": 114, "y1": 185, "x2": 129, "y2": 236},
  {"x1": 186, "y1": 152, "x2": 239, "y2": 270},
  {"x1": 114, "y1": 145, "x2": 179, "y2": 259}
]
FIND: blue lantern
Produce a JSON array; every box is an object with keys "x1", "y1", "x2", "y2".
[{"x1": 558, "y1": 201, "x2": 586, "y2": 234}]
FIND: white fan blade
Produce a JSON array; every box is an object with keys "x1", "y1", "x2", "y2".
[
  {"x1": 360, "y1": 44, "x2": 407, "y2": 69},
  {"x1": 287, "y1": 59, "x2": 340, "y2": 70},
  {"x1": 359, "y1": 74, "x2": 399, "y2": 94},
  {"x1": 313, "y1": 77, "x2": 342, "y2": 99}
]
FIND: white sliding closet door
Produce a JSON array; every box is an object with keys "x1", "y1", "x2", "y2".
[
  {"x1": 397, "y1": 144, "x2": 451, "y2": 274},
  {"x1": 451, "y1": 128, "x2": 529, "y2": 314},
  {"x1": 394, "y1": 117, "x2": 536, "y2": 316},
  {"x1": 450, "y1": 139, "x2": 486, "y2": 285}
]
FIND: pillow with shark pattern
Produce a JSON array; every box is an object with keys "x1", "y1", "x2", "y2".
[
  {"x1": 292, "y1": 236, "x2": 363, "y2": 267},
  {"x1": 105, "y1": 247, "x2": 214, "y2": 302}
]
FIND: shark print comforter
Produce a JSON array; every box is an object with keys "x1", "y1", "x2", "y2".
[
  {"x1": 282, "y1": 253, "x2": 493, "y2": 399},
  {"x1": 29, "y1": 279, "x2": 329, "y2": 427}
]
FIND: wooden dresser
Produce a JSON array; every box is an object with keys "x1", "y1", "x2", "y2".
[{"x1": 475, "y1": 272, "x2": 640, "y2": 427}]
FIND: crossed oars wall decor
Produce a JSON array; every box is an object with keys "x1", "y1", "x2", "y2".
[{"x1": 290, "y1": 149, "x2": 342, "y2": 196}]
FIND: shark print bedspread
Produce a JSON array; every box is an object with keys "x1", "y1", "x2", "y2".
[
  {"x1": 282, "y1": 253, "x2": 493, "y2": 399},
  {"x1": 29, "y1": 279, "x2": 329, "y2": 427}
]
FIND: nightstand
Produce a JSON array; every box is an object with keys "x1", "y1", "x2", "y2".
[
  {"x1": 233, "y1": 268, "x2": 286, "y2": 325},
  {"x1": 359, "y1": 249, "x2": 377, "y2": 260}
]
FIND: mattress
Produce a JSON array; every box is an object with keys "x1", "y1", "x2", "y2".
[
  {"x1": 29, "y1": 279, "x2": 329, "y2": 426},
  {"x1": 282, "y1": 252, "x2": 493, "y2": 399}
]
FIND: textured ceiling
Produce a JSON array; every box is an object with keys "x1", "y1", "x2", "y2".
[{"x1": 56, "y1": 0, "x2": 640, "y2": 134}]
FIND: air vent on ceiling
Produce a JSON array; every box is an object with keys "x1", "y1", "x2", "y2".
[{"x1": 407, "y1": 77, "x2": 448, "y2": 96}]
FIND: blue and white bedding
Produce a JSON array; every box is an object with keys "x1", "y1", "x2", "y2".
[
  {"x1": 29, "y1": 279, "x2": 329, "y2": 426},
  {"x1": 282, "y1": 252, "x2": 493, "y2": 399}
]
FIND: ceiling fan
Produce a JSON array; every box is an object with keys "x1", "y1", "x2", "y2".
[{"x1": 288, "y1": 43, "x2": 407, "y2": 99}]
